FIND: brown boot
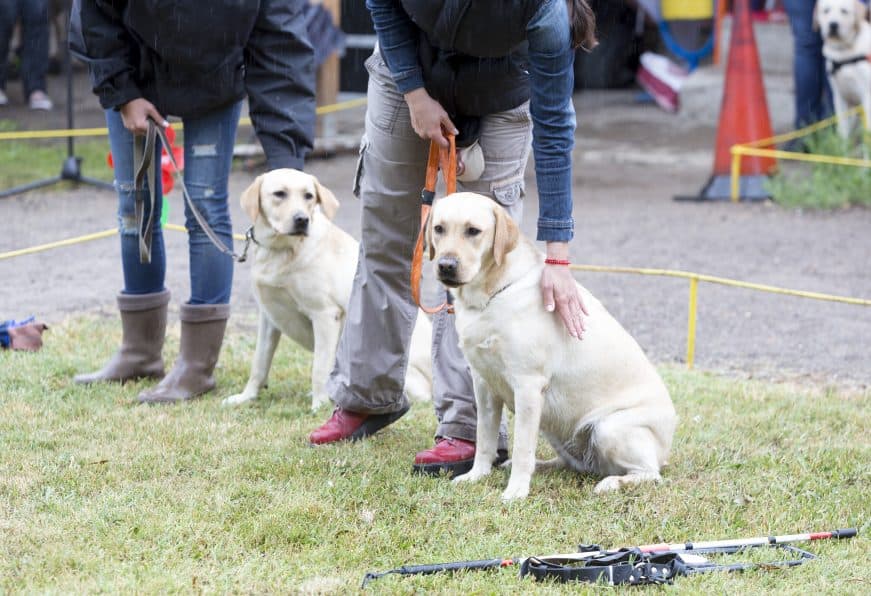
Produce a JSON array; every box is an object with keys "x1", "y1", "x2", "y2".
[
  {"x1": 74, "y1": 289, "x2": 170, "y2": 384},
  {"x1": 137, "y1": 303, "x2": 229, "y2": 404}
]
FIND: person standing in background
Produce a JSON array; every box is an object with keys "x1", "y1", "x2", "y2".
[
  {"x1": 0, "y1": 0, "x2": 54, "y2": 110},
  {"x1": 69, "y1": 0, "x2": 316, "y2": 404},
  {"x1": 782, "y1": 0, "x2": 832, "y2": 150}
]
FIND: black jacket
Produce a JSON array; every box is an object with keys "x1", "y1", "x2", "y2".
[
  {"x1": 70, "y1": 0, "x2": 316, "y2": 170},
  {"x1": 399, "y1": 0, "x2": 536, "y2": 118}
]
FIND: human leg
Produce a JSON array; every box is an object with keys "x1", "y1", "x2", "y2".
[
  {"x1": 18, "y1": 0, "x2": 52, "y2": 108},
  {"x1": 783, "y1": 0, "x2": 832, "y2": 129},
  {"x1": 138, "y1": 102, "x2": 241, "y2": 403},
  {"x1": 180, "y1": 101, "x2": 242, "y2": 305},
  {"x1": 310, "y1": 51, "x2": 428, "y2": 443},
  {"x1": 74, "y1": 109, "x2": 169, "y2": 384},
  {"x1": 0, "y1": 0, "x2": 18, "y2": 101}
]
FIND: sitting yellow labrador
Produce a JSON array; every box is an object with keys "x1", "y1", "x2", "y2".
[
  {"x1": 427, "y1": 193, "x2": 676, "y2": 501},
  {"x1": 223, "y1": 169, "x2": 433, "y2": 409}
]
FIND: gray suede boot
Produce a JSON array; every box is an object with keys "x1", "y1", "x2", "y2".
[
  {"x1": 137, "y1": 303, "x2": 230, "y2": 404},
  {"x1": 74, "y1": 289, "x2": 170, "y2": 384}
]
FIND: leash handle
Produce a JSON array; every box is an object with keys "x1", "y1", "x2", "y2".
[
  {"x1": 135, "y1": 118, "x2": 249, "y2": 264},
  {"x1": 412, "y1": 132, "x2": 457, "y2": 315}
]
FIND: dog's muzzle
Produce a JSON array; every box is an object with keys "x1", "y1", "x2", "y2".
[
  {"x1": 827, "y1": 21, "x2": 840, "y2": 38},
  {"x1": 437, "y1": 256, "x2": 461, "y2": 286},
  {"x1": 290, "y1": 213, "x2": 309, "y2": 236}
]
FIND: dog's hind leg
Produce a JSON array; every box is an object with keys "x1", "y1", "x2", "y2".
[
  {"x1": 223, "y1": 311, "x2": 281, "y2": 406},
  {"x1": 588, "y1": 408, "x2": 673, "y2": 495}
]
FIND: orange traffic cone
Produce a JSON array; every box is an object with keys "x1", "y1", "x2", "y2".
[{"x1": 695, "y1": 0, "x2": 776, "y2": 201}]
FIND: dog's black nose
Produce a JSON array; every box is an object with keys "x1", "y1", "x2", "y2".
[
  {"x1": 437, "y1": 257, "x2": 459, "y2": 279},
  {"x1": 292, "y1": 213, "x2": 309, "y2": 232},
  {"x1": 829, "y1": 21, "x2": 839, "y2": 36}
]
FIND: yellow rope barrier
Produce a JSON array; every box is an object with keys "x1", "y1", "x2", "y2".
[
  {"x1": 729, "y1": 106, "x2": 869, "y2": 201},
  {"x1": 0, "y1": 97, "x2": 368, "y2": 142},
  {"x1": 2, "y1": 230, "x2": 869, "y2": 372},
  {"x1": 570, "y1": 264, "x2": 871, "y2": 370},
  {"x1": 569, "y1": 264, "x2": 871, "y2": 307},
  {"x1": 0, "y1": 228, "x2": 117, "y2": 260},
  {"x1": 686, "y1": 277, "x2": 699, "y2": 369}
]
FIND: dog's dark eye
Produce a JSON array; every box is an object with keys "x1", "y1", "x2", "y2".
[
  {"x1": 433, "y1": 224, "x2": 444, "y2": 234},
  {"x1": 466, "y1": 227, "x2": 481, "y2": 237},
  {"x1": 273, "y1": 190, "x2": 287, "y2": 199},
  {"x1": 304, "y1": 192, "x2": 314, "y2": 201}
]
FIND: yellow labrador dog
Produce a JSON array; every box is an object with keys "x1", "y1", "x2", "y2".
[
  {"x1": 223, "y1": 169, "x2": 433, "y2": 409},
  {"x1": 816, "y1": 0, "x2": 871, "y2": 138},
  {"x1": 427, "y1": 193, "x2": 676, "y2": 501}
]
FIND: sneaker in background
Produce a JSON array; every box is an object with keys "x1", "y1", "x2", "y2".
[
  {"x1": 28, "y1": 90, "x2": 53, "y2": 111},
  {"x1": 0, "y1": 89, "x2": 8, "y2": 106}
]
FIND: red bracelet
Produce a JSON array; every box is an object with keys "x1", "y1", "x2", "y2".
[{"x1": 544, "y1": 258, "x2": 571, "y2": 266}]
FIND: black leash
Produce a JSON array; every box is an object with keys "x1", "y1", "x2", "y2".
[
  {"x1": 133, "y1": 118, "x2": 252, "y2": 264},
  {"x1": 361, "y1": 528, "x2": 856, "y2": 588}
]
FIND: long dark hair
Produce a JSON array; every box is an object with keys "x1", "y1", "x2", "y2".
[{"x1": 567, "y1": 0, "x2": 597, "y2": 50}]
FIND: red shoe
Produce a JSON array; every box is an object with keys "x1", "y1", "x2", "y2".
[
  {"x1": 308, "y1": 405, "x2": 409, "y2": 445},
  {"x1": 412, "y1": 437, "x2": 477, "y2": 477}
]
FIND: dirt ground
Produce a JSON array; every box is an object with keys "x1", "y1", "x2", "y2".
[{"x1": 2, "y1": 61, "x2": 870, "y2": 389}]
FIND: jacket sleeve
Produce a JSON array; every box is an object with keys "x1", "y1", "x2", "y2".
[
  {"x1": 69, "y1": 0, "x2": 142, "y2": 110},
  {"x1": 366, "y1": 0, "x2": 424, "y2": 94},
  {"x1": 244, "y1": 0, "x2": 316, "y2": 170}
]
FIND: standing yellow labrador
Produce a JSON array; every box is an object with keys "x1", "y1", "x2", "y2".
[
  {"x1": 223, "y1": 169, "x2": 433, "y2": 409},
  {"x1": 816, "y1": 0, "x2": 871, "y2": 138},
  {"x1": 427, "y1": 193, "x2": 676, "y2": 501}
]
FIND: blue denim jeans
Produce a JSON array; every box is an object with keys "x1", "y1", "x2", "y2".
[
  {"x1": 783, "y1": 0, "x2": 832, "y2": 128},
  {"x1": 106, "y1": 101, "x2": 242, "y2": 304},
  {"x1": 0, "y1": 0, "x2": 49, "y2": 96}
]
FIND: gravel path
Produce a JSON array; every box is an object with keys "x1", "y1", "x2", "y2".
[{"x1": 2, "y1": 88, "x2": 869, "y2": 388}]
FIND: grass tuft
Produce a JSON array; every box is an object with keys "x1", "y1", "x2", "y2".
[
  {"x1": 0, "y1": 316, "x2": 868, "y2": 593},
  {"x1": 767, "y1": 128, "x2": 871, "y2": 209}
]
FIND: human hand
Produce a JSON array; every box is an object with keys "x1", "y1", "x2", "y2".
[
  {"x1": 540, "y1": 243, "x2": 588, "y2": 339},
  {"x1": 119, "y1": 98, "x2": 168, "y2": 136},
  {"x1": 404, "y1": 88, "x2": 458, "y2": 148}
]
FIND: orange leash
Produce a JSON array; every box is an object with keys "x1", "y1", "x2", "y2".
[{"x1": 411, "y1": 133, "x2": 457, "y2": 314}]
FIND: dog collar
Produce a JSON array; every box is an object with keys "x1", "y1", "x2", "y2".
[{"x1": 827, "y1": 54, "x2": 870, "y2": 75}]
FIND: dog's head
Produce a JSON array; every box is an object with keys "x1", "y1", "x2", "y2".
[
  {"x1": 815, "y1": 0, "x2": 868, "y2": 45},
  {"x1": 240, "y1": 169, "x2": 339, "y2": 236},
  {"x1": 426, "y1": 192, "x2": 519, "y2": 288}
]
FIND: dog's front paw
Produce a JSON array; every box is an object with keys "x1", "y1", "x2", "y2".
[
  {"x1": 501, "y1": 480, "x2": 530, "y2": 502},
  {"x1": 222, "y1": 392, "x2": 256, "y2": 407},
  {"x1": 453, "y1": 464, "x2": 492, "y2": 484}
]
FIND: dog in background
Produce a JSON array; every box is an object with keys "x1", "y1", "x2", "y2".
[
  {"x1": 815, "y1": 0, "x2": 871, "y2": 138},
  {"x1": 223, "y1": 169, "x2": 433, "y2": 409},
  {"x1": 427, "y1": 193, "x2": 676, "y2": 501}
]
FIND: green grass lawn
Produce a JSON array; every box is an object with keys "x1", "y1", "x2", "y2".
[
  {"x1": 767, "y1": 128, "x2": 871, "y2": 210},
  {"x1": 0, "y1": 121, "x2": 114, "y2": 189},
  {"x1": 1, "y1": 316, "x2": 868, "y2": 593}
]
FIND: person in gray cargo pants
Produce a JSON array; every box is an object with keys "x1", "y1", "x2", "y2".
[{"x1": 309, "y1": 0, "x2": 596, "y2": 477}]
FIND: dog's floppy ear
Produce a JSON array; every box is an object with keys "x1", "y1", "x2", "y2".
[
  {"x1": 240, "y1": 174, "x2": 264, "y2": 222},
  {"x1": 491, "y1": 203, "x2": 519, "y2": 267},
  {"x1": 813, "y1": 1, "x2": 821, "y2": 31},
  {"x1": 314, "y1": 177, "x2": 340, "y2": 220}
]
